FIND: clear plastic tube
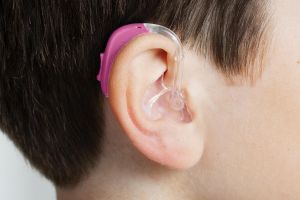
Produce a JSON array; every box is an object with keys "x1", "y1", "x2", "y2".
[{"x1": 144, "y1": 23, "x2": 185, "y2": 111}]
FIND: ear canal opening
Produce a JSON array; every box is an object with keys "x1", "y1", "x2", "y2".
[{"x1": 142, "y1": 76, "x2": 192, "y2": 122}]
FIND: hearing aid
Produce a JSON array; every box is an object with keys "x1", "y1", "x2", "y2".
[{"x1": 97, "y1": 23, "x2": 191, "y2": 122}]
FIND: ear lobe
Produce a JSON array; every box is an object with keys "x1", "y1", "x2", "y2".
[{"x1": 107, "y1": 34, "x2": 205, "y2": 169}]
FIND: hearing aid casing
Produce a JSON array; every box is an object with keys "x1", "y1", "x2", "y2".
[{"x1": 97, "y1": 23, "x2": 191, "y2": 122}]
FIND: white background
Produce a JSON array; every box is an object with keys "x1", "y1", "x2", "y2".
[{"x1": 0, "y1": 130, "x2": 56, "y2": 200}]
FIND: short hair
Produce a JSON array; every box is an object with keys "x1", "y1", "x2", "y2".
[{"x1": 0, "y1": 0, "x2": 270, "y2": 187}]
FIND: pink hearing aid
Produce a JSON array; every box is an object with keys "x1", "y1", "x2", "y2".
[{"x1": 97, "y1": 23, "x2": 191, "y2": 122}]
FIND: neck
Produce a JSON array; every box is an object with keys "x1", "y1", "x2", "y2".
[
  {"x1": 56, "y1": 102, "x2": 199, "y2": 200},
  {"x1": 57, "y1": 162, "x2": 188, "y2": 200}
]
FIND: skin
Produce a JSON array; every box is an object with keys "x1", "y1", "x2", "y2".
[{"x1": 58, "y1": 0, "x2": 300, "y2": 199}]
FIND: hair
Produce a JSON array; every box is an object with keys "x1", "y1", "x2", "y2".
[{"x1": 0, "y1": 0, "x2": 270, "y2": 187}]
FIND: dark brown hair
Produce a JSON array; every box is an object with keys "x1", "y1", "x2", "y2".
[{"x1": 0, "y1": 0, "x2": 270, "y2": 187}]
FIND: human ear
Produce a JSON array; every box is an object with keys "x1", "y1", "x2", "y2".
[{"x1": 107, "y1": 34, "x2": 205, "y2": 169}]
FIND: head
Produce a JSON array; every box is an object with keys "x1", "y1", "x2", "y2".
[{"x1": 0, "y1": 0, "x2": 300, "y2": 199}]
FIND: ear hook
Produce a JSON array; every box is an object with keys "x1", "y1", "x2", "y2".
[
  {"x1": 144, "y1": 24, "x2": 185, "y2": 112},
  {"x1": 97, "y1": 23, "x2": 189, "y2": 122}
]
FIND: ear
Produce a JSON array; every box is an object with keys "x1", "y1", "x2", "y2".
[{"x1": 107, "y1": 34, "x2": 205, "y2": 169}]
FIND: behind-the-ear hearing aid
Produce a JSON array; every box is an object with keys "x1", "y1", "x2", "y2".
[{"x1": 97, "y1": 23, "x2": 191, "y2": 122}]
